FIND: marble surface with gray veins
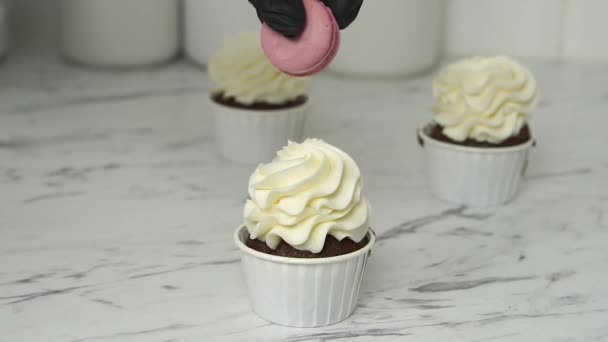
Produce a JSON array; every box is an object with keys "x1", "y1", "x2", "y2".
[{"x1": 1, "y1": 51, "x2": 607, "y2": 342}]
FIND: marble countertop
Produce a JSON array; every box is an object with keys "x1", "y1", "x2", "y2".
[{"x1": 1, "y1": 52, "x2": 607, "y2": 342}]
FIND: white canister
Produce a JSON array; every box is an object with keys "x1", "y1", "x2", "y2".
[
  {"x1": 184, "y1": 1, "x2": 260, "y2": 67},
  {"x1": 59, "y1": 0, "x2": 179, "y2": 68},
  {"x1": 0, "y1": 0, "x2": 7, "y2": 60},
  {"x1": 330, "y1": 0, "x2": 444, "y2": 78}
]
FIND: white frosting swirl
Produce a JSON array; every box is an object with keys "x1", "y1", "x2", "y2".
[
  {"x1": 432, "y1": 56, "x2": 538, "y2": 143},
  {"x1": 209, "y1": 31, "x2": 309, "y2": 105},
  {"x1": 244, "y1": 139, "x2": 370, "y2": 253}
]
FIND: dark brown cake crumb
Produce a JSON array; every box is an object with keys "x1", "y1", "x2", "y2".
[
  {"x1": 211, "y1": 92, "x2": 307, "y2": 111},
  {"x1": 246, "y1": 234, "x2": 369, "y2": 258},
  {"x1": 429, "y1": 124, "x2": 532, "y2": 148}
]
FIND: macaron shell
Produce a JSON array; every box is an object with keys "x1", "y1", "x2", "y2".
[
  {"x1": 287, "y1": 17, "x2": 340, "y2": 76},
  {"x1": 261, "y1": 0, "x2": 340, "y2": 75}
]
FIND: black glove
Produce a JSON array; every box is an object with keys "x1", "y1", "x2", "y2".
[
  {"x1": 249, "y1": 0, "x2": 363, "y2": 38},
  {"x1": 249, "y1": 0, "x2": 306, "y2": 38},
  {"x1": 322, "y1": 0, "x2": 364, "y2": 30}
]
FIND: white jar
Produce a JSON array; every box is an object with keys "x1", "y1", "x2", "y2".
[
  {"x1": 184, "y1": 1, "x2": 260, "y2": 67},
  {"x1": 59, "y1": 0, "x2": 179, "y2": 68},
  {"x1": 0, "y1": 0, "x2": 7, "y2": 60},
  {"x1": 330, "y1": 0, "x2": 444, "y2": 78}
]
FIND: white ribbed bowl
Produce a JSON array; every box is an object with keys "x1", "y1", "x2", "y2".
[
  {"x1": 209, "y1": 96, "x2": 309, "y2": 165},
  {"x1": 418, "y1": 124, "x2": 534, "y2": 207},
  {"x1": 234, "y1": 225, "x2": 375, "y2": 328}
]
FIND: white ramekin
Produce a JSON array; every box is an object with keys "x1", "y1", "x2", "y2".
[
  {"x1": 210, "y1": 97, "x2": 308, "y2": 165},
  {"x1": 234, "y1": 225, "x2": 375, "y2": 328},
  {"x1": 418, "y1": 123, "x2": 534, "y2": 207}
]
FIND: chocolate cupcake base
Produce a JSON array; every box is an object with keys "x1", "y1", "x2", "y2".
[
  {"x1": 429, "y1": 124, "x2": 532, "y2": 148},
  {"x1": 212, "y1": 92, "x2": 308, "y2": 111},
  {"x1": 246, "y1": 234, "x2": 370, "y2": 258}
]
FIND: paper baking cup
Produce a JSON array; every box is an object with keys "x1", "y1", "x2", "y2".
[
  {"x1": 210, "y1": 97, "x2": 308, "y2": 164},
  {"x1": 234, "y1": 225, "x2": 375, "y2": 327},
  {"x1": 418, "y1": 124, "x2": 534, "y2": 207}
]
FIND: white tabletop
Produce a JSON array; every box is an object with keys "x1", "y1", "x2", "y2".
[{"x1": 1, "y1": 52, "x2": 607, "y2": 342}]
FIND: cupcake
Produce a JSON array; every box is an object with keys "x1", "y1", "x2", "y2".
[
  {"x1": 233, "y1": 139, "x2": 375, "y2": 327},
  {"x1": 209, "y1": 31, "x2": 310, "y2": 164},
  {"x1": 418, "y1": 56, "x2": 539, "y2": 207}
]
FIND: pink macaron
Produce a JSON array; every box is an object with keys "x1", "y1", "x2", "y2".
[{"x1": 261, "y1": 0, "x2": 340, "y2": 76}]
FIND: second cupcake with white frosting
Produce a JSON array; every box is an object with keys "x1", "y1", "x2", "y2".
[
  {"x1": 419, "y1": 56, "x2": 539, "y2": 207},
  {"x1": 432, "y1": 56, "x2": 538, "y2": 144}
]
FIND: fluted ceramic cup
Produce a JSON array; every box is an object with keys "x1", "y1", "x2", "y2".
[
  {"x1": 418, "y1": 123, "x2": 534, "y2": 207},
  {"x1": 210, "y1": 96, "x2": 308, "y2": 165},
  {"x1": 234, "y1": 225, "x2": 375, "y2": 327}
]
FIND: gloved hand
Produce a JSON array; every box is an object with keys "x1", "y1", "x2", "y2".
[
  {"x1": 249, "y1": 0, "x2": 363, "y2": 38},
  {"x1": 322, "y1": 0, "x2": 364, "y2": 30}
]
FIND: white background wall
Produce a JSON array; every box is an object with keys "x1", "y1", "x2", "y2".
[{"x1": 6, "y1": 0, "x2": 608, "y2": 60}]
